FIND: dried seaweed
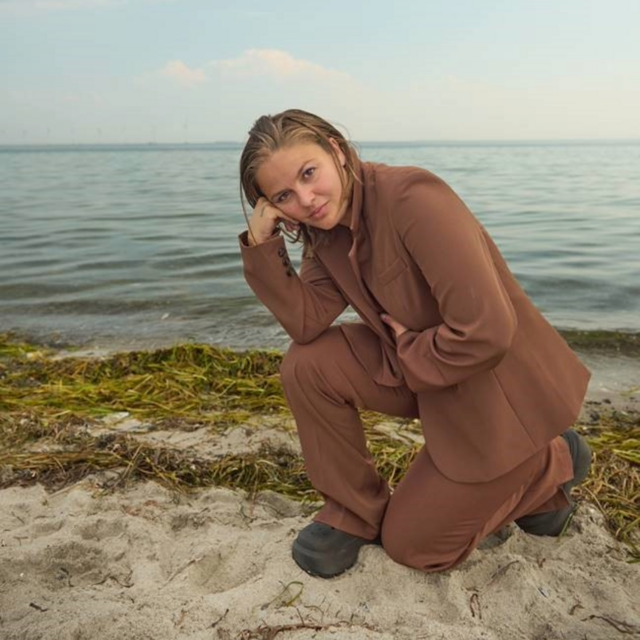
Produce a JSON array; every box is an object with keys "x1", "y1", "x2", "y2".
[{"x1": 1, "y1": 333, "x2": 638, "y2": 559}]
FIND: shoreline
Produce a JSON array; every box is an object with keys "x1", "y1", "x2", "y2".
[{"x1": 2, "y1": 326, "x2": 640, "y2": 354}]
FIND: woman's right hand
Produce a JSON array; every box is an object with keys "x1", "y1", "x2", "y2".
[{"x1": 247, "y1": 197, "x2": 300, "y2": 246}]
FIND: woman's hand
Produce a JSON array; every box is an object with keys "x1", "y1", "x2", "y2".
[
  {"x1": 247, "y1": 197, "x2": 300, "y2": 246},
  {"x1": 380, "y1": 313, "x2": 409, "y2": 339}
]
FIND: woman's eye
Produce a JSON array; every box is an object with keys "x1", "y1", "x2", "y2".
[
  {"x1": 276, "y1": 192, "x2": 290, "y2": 203},
  {"x1": 303, "y1": 167, "x2": 315, "y2": 179}
]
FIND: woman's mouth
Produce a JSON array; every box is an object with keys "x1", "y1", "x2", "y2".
[{"x1": 310, "y1": 203, "x2": 327, "y2": 219}]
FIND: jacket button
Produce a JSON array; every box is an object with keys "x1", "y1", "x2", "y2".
[
  {"x1": 282, "y1": 258, "x2": 290, "y2": 266},
  {"x1": 277, "y1": 248, "x2": 286, "y2": 257}
]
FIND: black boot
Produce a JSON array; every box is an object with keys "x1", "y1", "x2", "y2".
[
  {"x1": 292, "y1": 522, "x2": 379, "y2": 578},
  {"x1": 516, "y1": 430, "x2": 592, "y2": 537}
]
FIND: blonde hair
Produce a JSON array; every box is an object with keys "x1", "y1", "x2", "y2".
[{"x1": 239, "y1": 109, "x2": 359, "y2": 255}]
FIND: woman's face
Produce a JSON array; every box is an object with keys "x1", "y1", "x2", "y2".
[{"x1": 255, "y1": 139, "x2": 350, "y2": 230}]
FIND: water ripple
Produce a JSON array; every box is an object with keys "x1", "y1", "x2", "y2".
[{"x1": 1, "y1": 142, "x2": 639, "y2": 346}]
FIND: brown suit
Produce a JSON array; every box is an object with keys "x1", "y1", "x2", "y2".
[{"x1": 239, "y1": 160, "x2": 589, "y2": 571}]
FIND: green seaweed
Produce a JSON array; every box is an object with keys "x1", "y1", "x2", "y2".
[
  {"x1": 559, "y1": 329, "x2": 640, "y2": 355},
  {"x1": 0, "y1": 333, "x2": 638, "y2": 559}
]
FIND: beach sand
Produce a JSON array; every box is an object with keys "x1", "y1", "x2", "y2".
[
  {"x1": 1, "y1": 350, "x2": 639, "y2": 640},
  {"x1": 1, "y1": 479, "x2": 638, "y2": 639}
]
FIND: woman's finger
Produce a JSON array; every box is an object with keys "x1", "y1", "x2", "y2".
[
  {"x1": 256, "y1": 199, "x2": 298, "y2": 224},
  {"x1": 257, "y1": 199, "x2": 274, "y2": 219},
  {"x1": 380, "y1": 313, "x2": 408, "y2": 337}
]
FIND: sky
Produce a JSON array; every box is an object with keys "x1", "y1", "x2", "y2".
[{"x1": 1, "y1": 0, "x2": 640, "y2": 144}]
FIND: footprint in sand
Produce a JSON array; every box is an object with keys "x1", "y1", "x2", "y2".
[{"x1": 185, "y1": 535, "x2": 266, "y2": 594}]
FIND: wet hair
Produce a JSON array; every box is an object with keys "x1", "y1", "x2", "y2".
[{"x1": 239, "y1": 109, "x2": 360, "y2": 254}]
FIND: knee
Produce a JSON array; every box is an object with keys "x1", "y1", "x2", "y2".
[
  {"x1": 379, "y1": 526, "x2": 405, "y2": 567},
  {"x1": 380, "y1": 518, "x2": 470, "y2": 574},
  {"x1": 280, "y1": 341, "x2": 313, "y2": 391},
  {"x1": 280, "y1": 328, "x2": 344, "y2": 390},
  {"x1": 380, "y1": 519, "x2": 418, "y2": 569}
]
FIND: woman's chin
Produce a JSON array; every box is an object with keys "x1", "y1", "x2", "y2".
[{"x1": 309, "y1": 219, "x2": 337, "y2": 231}]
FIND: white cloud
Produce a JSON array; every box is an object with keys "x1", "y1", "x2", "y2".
[
  {"x1": 211, "y1": 49, "x2": 353, "y2": 84},
  {"x1": 159, "y1": 60, "x2": 208, "y2": 88},
  {"x1": 149, "y1": 50, "x2": 356, "y2": 93}
]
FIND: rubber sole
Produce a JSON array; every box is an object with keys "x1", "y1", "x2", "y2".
[
  {"x1": 516, "y1": 430, "x2": 592, "y2": 537},
  {"x1": 292, "y1": 522, "x2": 376, "y2": 578},
  {"x1": 561, "y1": 429, "x2": 592, "y2": 494}
]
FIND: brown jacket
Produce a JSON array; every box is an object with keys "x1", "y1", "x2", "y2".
[{"x1": 239, "y1": 161, "x2": 590, "y2": 483}]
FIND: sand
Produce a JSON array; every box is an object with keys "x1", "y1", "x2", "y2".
[
  {"x1": 1, "y1": 442, "x2": 639, "y2": 640},
  {"x1": 1, "y1": 354, "x2": 639, "y2": 640}
]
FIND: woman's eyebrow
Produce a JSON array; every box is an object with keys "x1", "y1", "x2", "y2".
[{"x1": 270, "y1": 158, "x2": 315, "y2": 200}]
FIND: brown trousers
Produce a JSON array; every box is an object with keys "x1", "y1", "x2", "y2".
[{"x1": 280, "y1": 324, "x2": 574, "y2": 573}]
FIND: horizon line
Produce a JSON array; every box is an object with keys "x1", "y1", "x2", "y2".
[{"x1": 2, "y1": 137, "x2": 640, "y2": 148}]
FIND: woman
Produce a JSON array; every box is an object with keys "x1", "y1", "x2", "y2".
[{"x1": 238, "y1": 109, "x2": 592, "y2": 578}]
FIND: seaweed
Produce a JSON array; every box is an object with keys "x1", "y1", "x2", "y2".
[
  {"x1": 0, "y1": 333, "x2": 637, "y2": 559},
  {"x1": 559, "y1": 329, "x2": 640, "y2": 355}
]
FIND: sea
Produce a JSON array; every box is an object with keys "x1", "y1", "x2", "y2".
[{"x1": 1, "y1": 141, "x2": 639, "y2": 358}]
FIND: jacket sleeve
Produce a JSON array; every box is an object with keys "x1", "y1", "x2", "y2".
[
  {"x1": 239, "y1": 230, "x2": 348, "y2": 344},
  {"x1": 391, "y1": 174, "x2": 518, "y2": 392}
]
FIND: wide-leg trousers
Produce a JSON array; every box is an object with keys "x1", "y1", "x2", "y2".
[{"x1": 280, "y1": 324, "x2": 575, "y2": 573}]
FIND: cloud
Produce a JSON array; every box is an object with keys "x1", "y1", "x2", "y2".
[
  {"x1": 211, "y1": 49, "x2": 353, "y2": 84},
  {"x1": 149, "y1": 50, "x2": 354, "y2": 92},
  {"x1": 159, "y1": 60, "x2": 208, "y2": 87}
]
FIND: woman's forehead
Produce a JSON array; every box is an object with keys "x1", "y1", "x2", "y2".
[
  {"x1": 256, "y1": 143, "x2": 326, "y2": 192},
  {"x1": 268, "y1": 142, "x2": 325, "y2": 167}
]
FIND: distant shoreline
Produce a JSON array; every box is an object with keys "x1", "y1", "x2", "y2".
[
  {"x1": 3, "y1": 326, "x2": 639, "y2": 356},
  {"x1": 2, "y1": 139, "x2": 640, "y2": 151}
]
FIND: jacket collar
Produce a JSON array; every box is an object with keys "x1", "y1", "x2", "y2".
[{"x1": 346, "y1": 157, "x2": 365, "y2": 240}]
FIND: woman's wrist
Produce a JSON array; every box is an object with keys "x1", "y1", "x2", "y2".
[{"x1": 246, "y1": 226, "x2": 281, "y2": 247}]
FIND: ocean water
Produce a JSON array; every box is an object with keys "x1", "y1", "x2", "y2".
[{"x1": 0, "y1": 141, "x2": 639, "y2": 352}]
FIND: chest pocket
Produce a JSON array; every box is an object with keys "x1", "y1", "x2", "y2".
[{"x1": 378, "y1": 256, "x2": 408, "y2": 286}]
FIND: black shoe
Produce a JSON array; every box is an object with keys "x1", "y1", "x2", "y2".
[
  {"x1": 292, "y1": 522, "x2": 378, "y2": 578},
  {"x1": 516, "y1": 430, "x2": 592, "y2": 537}
]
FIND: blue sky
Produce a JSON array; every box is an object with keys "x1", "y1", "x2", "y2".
[{"x1": 2, "y1": 0, "x2": 639, "y2": 143}]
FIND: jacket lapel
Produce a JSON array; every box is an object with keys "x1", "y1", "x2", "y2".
[{"x1": 316, "y1": 165, "x2": 396, "y2": 348}]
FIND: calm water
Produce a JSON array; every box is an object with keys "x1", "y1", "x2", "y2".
[{"x1": 0, "y1": 142, "x2": 639, "y2": 352}]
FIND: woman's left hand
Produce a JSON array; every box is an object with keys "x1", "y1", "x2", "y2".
[{"x1": 380, "y1": 313, "x2": 409, "y2": 338}]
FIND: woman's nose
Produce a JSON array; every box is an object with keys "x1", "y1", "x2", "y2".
[{"x1": 298, "y1": 186, "x2": 315, "y2": 208}]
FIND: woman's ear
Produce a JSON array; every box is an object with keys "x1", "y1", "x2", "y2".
[{"x1": 328, "y1": 137, "x2": 346, "y2": 168}]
